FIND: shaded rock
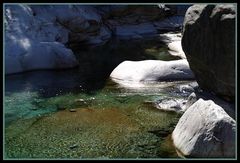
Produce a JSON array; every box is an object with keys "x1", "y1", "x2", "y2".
[
  {"x1": 5, "y1": 4, "x2": 190, "y2": 74},
  {"x1": 154, "y1": 16, "x2": 184, "y2": 31},
  {"x1": 172, "y1": 98, "x2": 236, "y2": 158},
  {"x1": 115, "y1": 23, "x2": 158, "y2": 39},
  {"x1": 103, "y1": 5, "x2": 188, "y2": 40},
  {"x1": 182, "y1": 4, "x2": 236, "y2": 101},
  {"x1": 166, "y1": 5, "x2": 191, "y2": 16},
  {"x1": 101, "y1": 5, "x2": 169, "y2": 22},
  {"x1": 110, "y1": 59, "x2": 194, "y2": 83}
]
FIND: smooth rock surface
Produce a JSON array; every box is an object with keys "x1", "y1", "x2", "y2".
[
  {"x1": 182, "y1": 4, "x2": 236, "y2": 101},
  {"x1": 5, "y1": 5, "x2": 79, "y2": 74},
  {"x1": 172, "y1": 98, "x2": 236, "y2": 158},
  {"x1": 110, "y1": 59, "x2": 194, "y2": 82}
]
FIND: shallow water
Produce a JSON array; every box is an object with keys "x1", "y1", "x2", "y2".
[{"x1": 4, "y1": 37, "x2": 189, "y2": 159}]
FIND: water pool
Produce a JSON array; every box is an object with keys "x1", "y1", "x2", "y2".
[{"x1": 4, "y1": 37, "x2": 189, "y2": 159}]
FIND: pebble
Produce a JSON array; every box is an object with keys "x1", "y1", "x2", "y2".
[{"x1": 69, "y1": 109, "x2": 77, "y2": 112}]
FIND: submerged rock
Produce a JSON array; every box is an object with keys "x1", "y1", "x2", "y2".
[
  {"x1": 172, "y1": 98, "x2": 236, "y2": 158},
  {"x1": 170, "y1": 82, "x2": 199, "y2": 98},
  {"x1": 110, "y1": 59, "x2": 194, "y2": 83},
  {"x1": 156, "y1": 98, "x2": 187, "y2": 113},
  {"x1": 182, "y1": 4, "x2": 236, "y2": 101}
]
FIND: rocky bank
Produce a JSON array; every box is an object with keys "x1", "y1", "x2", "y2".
[
  {"x1": 5, "y1": 5, "x2": 189, "y2": 74},
  {"x1": 172, "y1": 4, "x2": 236, "y2": 158}
]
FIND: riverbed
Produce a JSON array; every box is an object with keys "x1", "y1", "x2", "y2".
[{"x1": 4, "y1": 37, "x2": 191, "y2": 159}]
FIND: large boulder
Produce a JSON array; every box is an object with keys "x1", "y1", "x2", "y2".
[
  {"x1": 110, "y1": 59, "x2": 194, "y2": 83},
  {"x1": 5, "y1": 5, "x2": 79, "y2": 75},
  {"x1": 172, "y1": 98, "x2": 236, "y2": 158},
  {"x1": 30, "y1": 5, "x2": 112, "y2": 47},
  {"x1": 5, "y1": 41, "x2": 78, "y2": 74},
  {"x1": 181, "y1": 4, "x2": 236, "y2": 101}
]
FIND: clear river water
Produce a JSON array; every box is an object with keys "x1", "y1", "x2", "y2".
[{"x1": 4, "y1": 37, "x2": 191, "y2": 159}]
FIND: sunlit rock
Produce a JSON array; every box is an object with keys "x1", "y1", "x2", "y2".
[
  {"x1": 172, "y1": 98, "x2": 236, "y2": 158},
  {"x1": 110, "y1": 59, "x2": 194, "y2": 83}
]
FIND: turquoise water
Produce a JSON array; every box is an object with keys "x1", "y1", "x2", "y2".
[{"x1": 4, "y1": 38, "x2": 188, "y2": 159}]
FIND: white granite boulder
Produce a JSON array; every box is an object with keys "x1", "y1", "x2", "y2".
[
  {"x1": 110, "y1": 59, "x2": 194, "y2": 83},
  {"x1": 172, "y1": 98, "x2": 236, "y2": 158},
  {"x1": 5, "y1": 5, "x2": 79, "y2": 74}
]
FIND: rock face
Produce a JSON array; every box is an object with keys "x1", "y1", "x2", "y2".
[
  {"x1": 110, "y1": 59, "x2": 194, "y2": 83},
  {"x1": 5, "y1": 5, "x2": 79, "y2": 74},
  {"x1": 172, "y1": 99, "x2": 236, "y2": 158},
  {"x1": 98, "y1": 5, "x2": 186, "y2": 39},
  {"x1": 181, "y1": 4, "x2": 236, "y2": 101},
  {"x1": 5, "y1": 4, "x2": 190, "y2": 75}
]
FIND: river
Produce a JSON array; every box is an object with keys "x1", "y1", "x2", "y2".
[{"x1": 4, "y1": 37, "x2": 192, "y2": 159}]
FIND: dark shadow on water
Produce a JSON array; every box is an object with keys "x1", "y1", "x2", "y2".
[{"x1": 5, "y1": 37, "x2": 176, "y2": 98}]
